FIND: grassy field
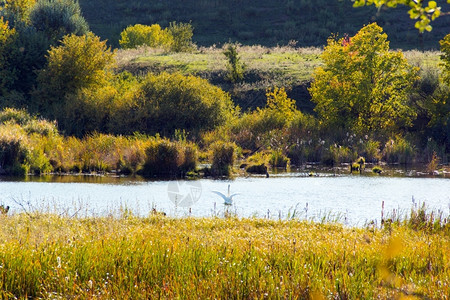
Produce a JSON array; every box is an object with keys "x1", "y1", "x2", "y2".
[
  {"x1": 0, "y1": 209, "x2": 448, "y2": 298},
  {"x1": 116, "y1": 46, "x2": 442, "y2": 110},
  {"x1": 116, "y1": 45, "x2": 322, "y2": 81}
]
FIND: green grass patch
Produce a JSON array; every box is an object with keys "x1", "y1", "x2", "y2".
[{"x1": 118, "y1": 46, "x2": 323, "y2": 82}]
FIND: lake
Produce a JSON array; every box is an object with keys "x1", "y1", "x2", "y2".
[{"x1": 1, "y1": 172, "x2": 449, "y2": 226}]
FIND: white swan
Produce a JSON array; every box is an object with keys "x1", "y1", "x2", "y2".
[{"x1": 212, "y1": 184, "x2": 239, "y2": 205}]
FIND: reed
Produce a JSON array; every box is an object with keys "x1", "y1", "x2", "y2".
[{"x1": 0, "y1": 207, "x2": 448, "y2": 298}]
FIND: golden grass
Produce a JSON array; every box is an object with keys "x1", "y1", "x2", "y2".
[{"x1": 0, "y1": 213, "x2": 448, "y2": 298}]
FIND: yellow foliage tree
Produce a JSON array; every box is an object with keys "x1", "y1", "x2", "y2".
[
  {"x1": 310, "y1": 23, "x2": 418, "y2": 138},
  {"x1": 119, "y1": 24, "x2": 173, "y2": 49},
  {"x1": 0, "y1": 0, "x2": 36, "y2": 23},
  {"x1": 440, "y1": 33, "x2": 450, "y2": 86}
]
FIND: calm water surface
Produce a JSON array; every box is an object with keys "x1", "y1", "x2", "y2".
[{"x1": 0, "y1": 174, "x2": 448, "y2": 226}]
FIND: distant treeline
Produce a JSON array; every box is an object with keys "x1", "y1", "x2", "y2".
[{"x1": 79, "y1": 0, "x2": 450, "y2": 49}]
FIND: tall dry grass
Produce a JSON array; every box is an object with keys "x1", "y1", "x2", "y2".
[{"x1": 0, "y1": 208, "x2": 448, "y2": 298}]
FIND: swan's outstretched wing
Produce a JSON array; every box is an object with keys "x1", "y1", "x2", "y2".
[
  {"x1": 229, "y1": 193, "x2": 240, "y2": 199},
  {"x1": 212, "y1": 191, "x2": 227, "y2": 201}
]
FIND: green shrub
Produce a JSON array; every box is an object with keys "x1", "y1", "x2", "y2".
[
  {"x1": 142, "y1": 139, "x2": 197, "y2": 178},
  {"x1": 29, "y1": 0, "x2": 89, "y2": 43},
  {"x1": 0, "y1": 0, "x2": 36, "y2": 23},
  {"x1": 223, "y1": 44, "x2": 245, "y2": 83},
  {"x1": 210, "y1": 141, "x2": 236, "y2": 177},
  {"x1": 322, "y1": 145, "x2": 353, "y2": 166},
  {"x1": 372, "y1": 165, "x2": 383, "y2": 174},
  {"x1": 0, "y1": 107, "x2": 32, "y2": 125},
  {"x1": 230, "y1": 88, "x2": 300, "y2": 151},
  {"x1": 168, "y1": 21, "x2": 194, "y2": 52},
  {"x1": 0, "y1": 124, "x2": 29, "y2": 176},
  {"x1": 132, "y1": 72, "x2": 236, "y2": 136},
  {"x1": 358, "y1": 140, "x2": 381, "y2": 163},
  {"x1": 246, "y1": 163, "x2": 267, "y2": 174},
  {"x1": 383, "y1": 136, "x2": 415, "y2": 164},
  {"x1": 269, "y1": 149, "x2": 289, "y2": 169},
  {"x1": 26, "y1": 134, "x2": 52, "y2": 175}
]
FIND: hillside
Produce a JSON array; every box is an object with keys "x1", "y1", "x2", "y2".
[
  {"x1": 116, "y1": 47, "x2": 441, "y2": 111},
  {"x1": 79, "y1": 0, "x2": 450, "y2": 49}
]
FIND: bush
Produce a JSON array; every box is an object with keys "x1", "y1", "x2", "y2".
[
  {"x1": 0, "y1": 0, "x2": 36, "y2": 23},
  {"x1": 168, "y1": 21, "x2": 194, "y2": 52},
  {"x1": 357, "y1": 140, "x2": 381, "y2": 163},
  {"x1": 29, "y1": 0, "x2": 88, "y2": 43},
  {"x1": 223, "y1": 44, "x2": 245, "y2": 83},
  {"x1": 1, "y1": 25, "x2": 50, "y2": 100},
  {"x1": 0, "y1": 108, "x2": 58, "y2": 175},
  {"x1": 0, "y1": 107, "x2": 32, "y2": 125},
  {"x1": 269, "y1": 149, "x2": 289, "y2": 169},
  {"x1": 210, "y1": 141, "x2": 236, "y2": 177},
  {"x1": 26, "y1": 133, "x2": 52, "y2": 174},
  {"x1": 383, "y1": 136, "x2": 415, "y2": 164},
  {"x1": 322, "y1": 145, "x2": 353, "y2": 166},
  {"x1": 38, "y1": 32, "x2": 114, "y2": 95},
  {"x1": 246, "y1": 163, "x2": 267, "y2": 174},
  {"x1": 119, "y1": 24, "x2": 172, "y2": 49},
  {"x1": 142, "y1": 139, "x2": 197, "y2": 178},
  {"x1": 230, "y1": 87, "x2": 300, "y2": 151},
  {"x1": 0, "y1": 124, "x2": 29, "y2": 175},
  {"x1": 36, "y1": 32, "x2": 115, "y2": 120},
  {"x1": 127, "y1": 72, "x2": 236, "y2": 136}
]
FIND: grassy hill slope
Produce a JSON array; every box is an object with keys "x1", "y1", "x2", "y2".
[
  {"x1": 79, "y1": 0, "x2": 450, "y2": 49},
  {"x1": 116, "y1": 46, "x2": 441, "y2": 111}
]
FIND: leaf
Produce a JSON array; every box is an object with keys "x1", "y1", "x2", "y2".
[
  {"x1": 408, "y1": 8, "x2": 420, "y2": 19},
  {"x1": 428, "y1": 1, "x2": 437, "y2": 9},
  {"x1": 353, "y1": 0, "x2": 366, "y2": 8},
  {"x1": 431, "y1": 9, "x2": 441, "y2": 21}
]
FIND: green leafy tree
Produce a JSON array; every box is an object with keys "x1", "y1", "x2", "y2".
[
  {"x1": 168, "y1": 21, "x2": 194, "y2": 52},
  {"x1": 29, "y1": 0, "x2": 88, "y2": 43},
  {"x1": 2, "y1": 25, "x2": 50, "y2": 101},
  {"x1": 310, "y1": 23, "x2": 418, "y2": 137},
  {"x1": 119, "y1": 24, "x2": 173, "y2": 49},
  {"x1": 223, "y1": 44, "x2": 245, "y2": 83},
  {"x1": 352, "y1": 0, "x2": 449, "y2": 32},
  {"x1": 0, "y1": 17, "x2": 16, "y2": 95},
  {"x1": 36, "y1": 32, "x2": 115, "y2": 117},
  {"x1": 1, "y1": 0, "x2": 89, "y2": 105},
  {"x1": 440, "y1": 33, "x2": 450, "y2": 86}
]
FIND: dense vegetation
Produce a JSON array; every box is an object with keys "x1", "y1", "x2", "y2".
[
  {"x1": 1, "y1": 2, "x2": 449, "y2": 298},
  {"x1": 1, "y1": 0, "x2": 449, "y2": 178},
  {"x1": 77, "y1": 0, "x2": 450, "y2": 50},
  {"x1": 0, "y1": 207, "x2": 448, "y2": 298}
]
